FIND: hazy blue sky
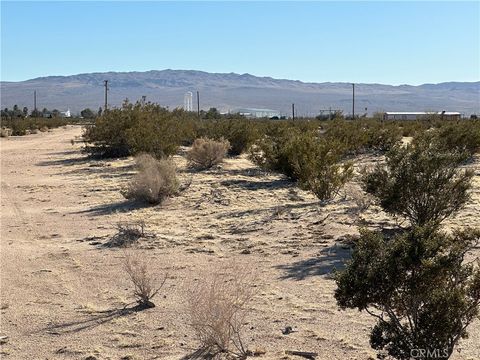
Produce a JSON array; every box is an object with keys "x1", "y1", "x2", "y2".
[{"x1": 1, "y1": 1, "x2": 479, "y2": 84}]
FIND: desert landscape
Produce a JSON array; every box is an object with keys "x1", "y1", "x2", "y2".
[{"x1": 1, "y1": 125, "x2": 479, "y2": 360}]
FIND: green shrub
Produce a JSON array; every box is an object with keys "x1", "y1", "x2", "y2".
[
  {"x1": 290, "y1": 133, "x2": 353, "y2": 201},
  {"x1": 362, "y1": 135, "x2": 473, "y2": 226},
  {"x1": 364, "y1": 122, "x2": 402, "y2": 152},
  {"x1": 251, "y1": 127, "x2": 352, "y2": 200},
  {"x1": 122, "y1": 153, "x2": 179, "y2": 205},
  {"x1": 335, "y1": 226, "x2": 480, "y2": 360},
  {"x1": 197, "y1": 116, "x2": 261, "y2": 155},
  {"x1": 83, "y1": 101, "x2": 185, "y2": 158},
  {"x1": 434, "y1": 120, "x2": 480, "y2": 157},
  {"x1": 323, "y1": 120, "x2": 402, "y2": 154},
  {"x1": 187, "y1": 137, "x2": 230, "y2": 169},
  {"x1": 249, "y1": 125, "x2": 301, "y2": 179},
  {"x1": 83, "y1": 103, "x2": 132, "y2": 158}
]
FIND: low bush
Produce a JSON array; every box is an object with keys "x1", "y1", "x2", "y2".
[
  {"x1": 196, "y1": 117, "x2": 262, "y2": 155},
  {"x1": 335, "y1": 226, "x2": 480, "y2": 360},
  {"x1": 124, "y1": 251, "x2": 167, "y2": 309},
  {"x1": 362, "y1": 134, "x2": 473, "y2": 226},
  {"x1": 187, "y1": 262, "x2": 257, "y2": 358},
  {"x1": 83, "y1": 101, "x2": 185, "y2": 158},
  {"x1": 106, "y1": 221, "x2": 147, "y2": 247},
  {"x1": 249, "y1": 125, "x2": 302, "y2": 179},
  {"x1": 290, "y1": 133, "x2": 353, "y2": 201},
  {"x1": 1, "y1": 117, "x2": 67, "y2": 136},
  {"x1": 251, "y1": 128, "x2": 352, "y2": 200},
  {"x1": 434, "y1": 120, "x2": 480, "y2": 157},
  {"x1": 122, "y1": 154, "x2": 179, "y2": 205},
  {"x1": 323, "y1": 120, "x2": 402, "y2": 154},
  {"x1": 187, "y1": 137, "x2": 230, "y2": 169}
]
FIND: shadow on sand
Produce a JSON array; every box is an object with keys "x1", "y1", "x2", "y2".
[
  {"x1": 74, "y1": 199, "x2": 146, "y2": 216},
  {"x1": 220, "y1": 178, "x2": 292, "y2": 191},
  {"x1": 180, "y1": 348, "x2": 217, "y2": 360},
  {"x1": 216, "y1": 200, "x2": 321, "y2": 220},
  {"x1": 275, "y1": 244, "x2": 352, "y2": 280},
  {"x1": 42, "y1": 304, "x2": 147, "y2": 335},
  {"x1": 36, "y1": 155, "x2": 92, "y2": 167}
]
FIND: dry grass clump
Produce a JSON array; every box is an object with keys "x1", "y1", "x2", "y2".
[
  {"x1": 124, "y1": 251, "x2": 167, "y2": 309},
  {"x1": 106, "y1": 221, "x2": 147, "y2": 247},
  {"x1": 187, "y1": 137, "x2": 230, "y2": 170},
  {"x1": 187, "y1": 262, "x2": 257, "y2": 358},
  {"x1": 0, "y1": 128, "x2": 11, "y2": 137},
  {"x1": 122, "y1": 153, "x2": 179, "y2": 204}
]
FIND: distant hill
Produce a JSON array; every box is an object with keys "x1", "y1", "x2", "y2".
[{"x1": 1, "y1": 70, "x2": 479, "y2": 116}]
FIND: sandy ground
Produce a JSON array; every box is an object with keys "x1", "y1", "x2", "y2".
[{"x1": 1, "y1": 126, "x2": 479, "y2": 360}]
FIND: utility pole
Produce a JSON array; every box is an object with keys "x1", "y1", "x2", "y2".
[
  {"x1": 33, "y1": 90, "x2": 37, "y2": 115},
  {"x1": 292, "y1": 103, "x2": 295, "y2": 121},
  {"x1": 352, "y1": 83, "x2": 355, "y2": 120},
  {"x1": 104, "y1": 80, "x2": 109, "y2": 111},
  {"x1": 197, "y1": 91, "x2": 200, "y2": 117}
]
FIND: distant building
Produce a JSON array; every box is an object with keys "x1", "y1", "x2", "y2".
[
  {"x1": 60, "y1": 109, "x2": 71, "y2": 118},
  {"x1": 384, "y1": 111, "x2": 462, "y2": 121},
  {"x1": 233, "y1": 108, "x2": 280, "y2": 119}
]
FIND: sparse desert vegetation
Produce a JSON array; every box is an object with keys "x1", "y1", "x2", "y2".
[
  {"x1": 187, "y1": 137, "x2": 230, "y2": 170},
  {"x1": 121, "y1": 153, "x2": 180, "y2": 205},
  {"x1": 1, "y1": 112, "x2": 479, "y2": 359},
  {"x1": 124, "y1": 251, "x2": 168, "y2": 309},
  {"x1": 186, "y1": 262, "x2": 257, "y2": 358}
]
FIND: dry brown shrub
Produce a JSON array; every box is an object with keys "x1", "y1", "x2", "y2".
[
  {"x1": 0, "y1": 128, "x2": 11, "y2": 137},
  {"x1": 186, "y1": 261, "x2": 257, "y2": 358},
  {"x1": 124, "y1": 251, "x2": 167, "y2": 309},
  {"x1": 106, "y1": 220, "x2": 147, "y2": 247},
  {"x1": 187, "y1": 137, "x2": 230, "y2": 170},
  {"x1": 122, "y1": 153, "x2": 179, "y2": 204}
]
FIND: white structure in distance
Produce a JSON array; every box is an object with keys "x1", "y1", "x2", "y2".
[
  {"x1": 233, "y1": 107, "x2": 280, "y2": 118},
  {"x1": 184, "y1": 91, "x2": 193, "y2": 112},
  {"x1": 384, "y1": 111, "x2": 461, "y2": 121}
]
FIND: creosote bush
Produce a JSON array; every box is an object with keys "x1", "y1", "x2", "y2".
[
  {"x1": 337, "y1": 128, "x2": 479, "y2": 359},
  {"x1": 250, "y1": 127, "x2": 352, "y2": 201},
  {"x1": 1, "y1": 117, "x2": 67, "y2": 136},
  {"x1": 187, "y1": 262, "x2": 257, "y2": 358},
  {"x1": 122, "y1": 153, "x2": 179, "y2": 205},
  {"x1": 362, "y1": 135, "x2": 473, "y2": 226},
  {"x1": 124, "y1": 251, "x2": 167, "y2": 309},
  {"x1": 434, "y1": 120, "x2": 480, "y2": 158},
  {"x1": 187, "y1": 137, "x2": 230, "y2": 170},
  {"x1": 290, "y1": 133, "x2": 353, "y2": 201},
  {"x1": 196, "y1": 117, "x2": 261, "y2": 155},
  {"x1": 335, "y1": 226, "x2": 480, "y2": 360},
  {"x1": 83, "y1": 101, "x2": 184, "y2": 158}
]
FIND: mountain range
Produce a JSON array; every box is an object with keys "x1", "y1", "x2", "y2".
[{"x1": 1, "y1": 70, "x2": 479, "y2": 116}]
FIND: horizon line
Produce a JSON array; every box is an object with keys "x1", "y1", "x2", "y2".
[{"x1": 2, "y1": 69, "x2": 479, "y2": 87}]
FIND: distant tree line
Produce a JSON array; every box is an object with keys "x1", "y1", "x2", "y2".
[{"x1": 1, "y1": 105, "x2": 101, "y2": 120}]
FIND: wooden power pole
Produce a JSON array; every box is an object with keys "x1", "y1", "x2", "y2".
[
  {"x1": 104, "y1": 80, "x2": 109, "y2": 111},
  {"x1": 292, "y1": 103, "x2": 295, "y2": 121}
]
